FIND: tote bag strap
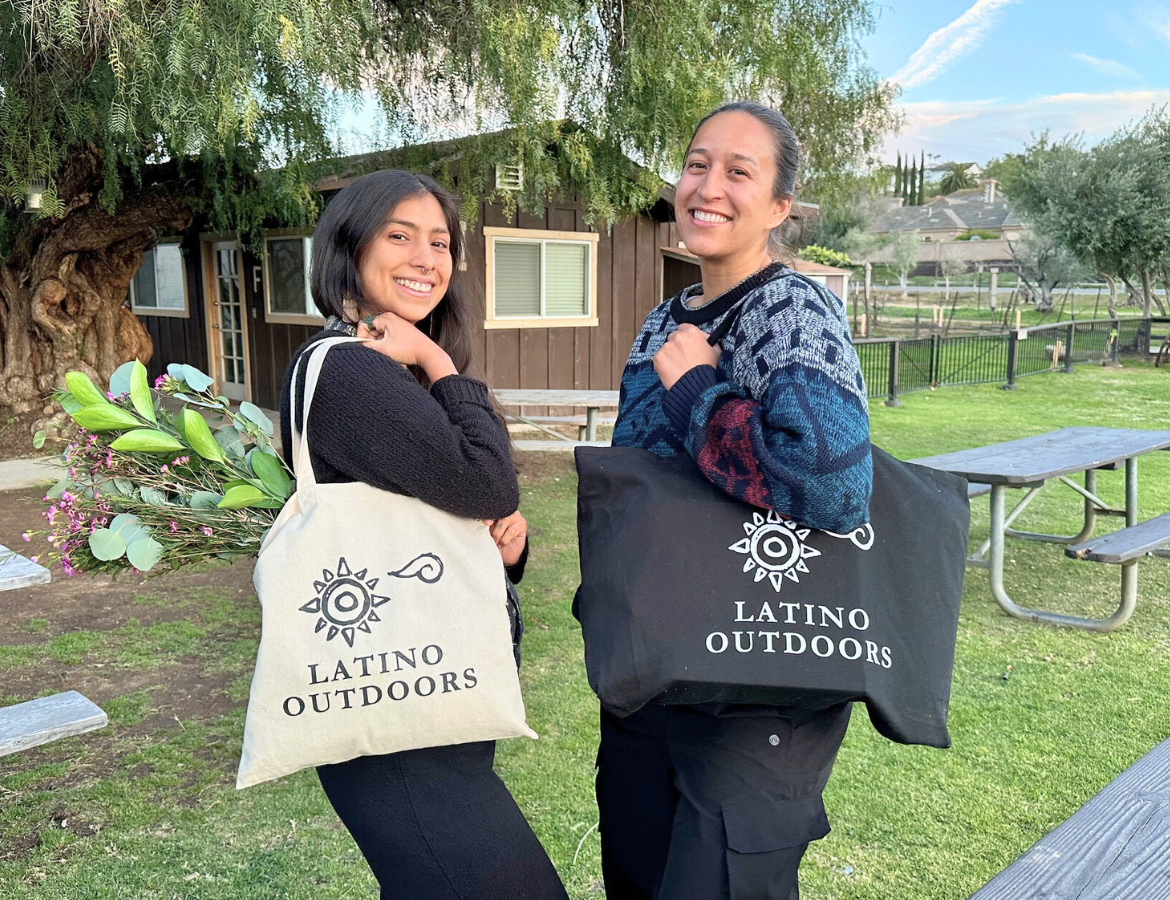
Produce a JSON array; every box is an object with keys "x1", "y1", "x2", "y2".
[{"x1": 289, "y1": 336, "x2": 365, "y2": 490}]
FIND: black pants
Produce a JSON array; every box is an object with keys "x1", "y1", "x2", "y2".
[
  {"x1": 318, "y1": 741, "x2": 568, "y2": 900},
  {"x1": 596, "y1": 702, "x2": 852, "y2": 900}
]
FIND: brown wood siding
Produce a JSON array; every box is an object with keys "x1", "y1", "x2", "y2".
[
  {"x1": 471, "y1": 197, "x2": 660, "y2": 395},
  {"x1": 243, "y1": 248, "x2": 321, "y2": 410},
  {"x1": 663, "y1": 255, "x2": 702, "y2": 302},
  {"x1": 140, "y1": 233, "x2": 209, "y2": 382}
]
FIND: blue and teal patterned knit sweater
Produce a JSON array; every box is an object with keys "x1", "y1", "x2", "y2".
[{"x1": 611, "y1": 263, "x2": 873, "y2": 532}]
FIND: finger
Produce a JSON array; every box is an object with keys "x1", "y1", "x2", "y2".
[
  {"x1": 490, "y1": 520, "x2": 508, "y2": 543},
  {"x1": 499, "y1": 522, "x2": 526, "y2": 547}
]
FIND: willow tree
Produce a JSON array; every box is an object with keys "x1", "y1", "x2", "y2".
[{"x1": 0, "y1": 0, "x2": 895, "y2": 412}]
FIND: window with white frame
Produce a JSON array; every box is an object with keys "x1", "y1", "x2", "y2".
[
  {"x1": 264, "y1": 235, "x2": 320, "y2": 323},
  {"x1": 485, "y1": 227, "x2": 598, "y2": 328},
  {"x1": 129, "y1": 242, "x2": 187, "y2": 315}
]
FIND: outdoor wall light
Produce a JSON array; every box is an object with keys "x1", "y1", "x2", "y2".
[{"x1": 24, "y1": 179, "x2": 46, "y2": 212}]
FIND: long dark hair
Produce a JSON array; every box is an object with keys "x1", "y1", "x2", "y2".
[
  {"x1": 310, "y1": 169, "x2": 476, "y2": 382},
  {"x1": 688, "y1": 101, "x2": 800, "y2": 258}
]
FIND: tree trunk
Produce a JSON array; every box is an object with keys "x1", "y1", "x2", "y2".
[
  {"x1": 1140, "y1": 269, "x2": 1155, "y2": 317},
  {"x1": 1101, "y1": 273, "x2": 1117, "y2": 318},
  {"x1": 900, "y1": 271, "x2": 907, "y2": 300},
  {"x1": 0, "y1": 169, "x2": 192, "y2": 414}
]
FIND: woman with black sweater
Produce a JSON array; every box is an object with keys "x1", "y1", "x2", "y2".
[{"x1": 279, "y1": 169, "x2": 567, "y2": 900}]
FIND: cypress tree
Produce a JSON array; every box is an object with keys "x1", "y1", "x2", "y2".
[
  {"x1": 894, "y1": 151, "x2": 902, "y2": 195},
  {"x1": 908, "y1": 160, "x2": 918, "y2": 205},
  {"x1": 919, "y1": 150, "x2": 926, "y2": 202}
]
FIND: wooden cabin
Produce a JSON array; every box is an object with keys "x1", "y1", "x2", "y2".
[{"x1": 129, "y1": 146, "x2": 834, "y2": 407}]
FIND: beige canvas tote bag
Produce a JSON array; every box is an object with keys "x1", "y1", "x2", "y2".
[{"x1": 237, "y1": 336, "x2": 536, "y2": 789}]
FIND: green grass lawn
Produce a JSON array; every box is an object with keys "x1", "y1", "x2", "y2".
[{"x1": 3, "y1": 363, "x2": 1170, "y2": 899}]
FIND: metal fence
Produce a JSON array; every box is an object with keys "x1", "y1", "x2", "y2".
[{"x1": 856, "y1": 317, "x2": 1170, "y2": 404}]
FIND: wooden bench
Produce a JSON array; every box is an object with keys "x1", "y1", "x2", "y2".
[
  {"x1": 0, "y1": 691, "x2": 108, "y2": 757},
  {"x1": 969, "y1": 735, "x2": 1170, "y2": 899},
  {"x1": 509, "y1": 414, "x2": 617, "y2": 441},
  {"x1": 1065, "y1": 511, "x2": 1170, "y2": 563}
]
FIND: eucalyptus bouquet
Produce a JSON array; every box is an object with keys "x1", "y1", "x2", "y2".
[{"x1": 28, "y1": 361, "x2": 292, "y2": 576}]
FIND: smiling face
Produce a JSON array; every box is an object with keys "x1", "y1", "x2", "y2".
[
  {"x1": 356, "y1": 192, "x2": 453, "y2": 322},
  {"x1": 675, "y1": 110, "x2": 792, "y2": 274}
]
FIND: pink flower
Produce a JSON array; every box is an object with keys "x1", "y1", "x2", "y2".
[
  {"x1": 201, "y1": 526, "x2": 213, "y2": 537},
  {"x1": 61, "y1": 559, "x2": 76, "y2": 577},
  {"x1": 173, "y1": 456, "x2": 190, "y2": 466},
  {"x1": 169, "y1": 521, "x2": 179, "y2": 533},
  {"x1": 160, "y1": 464, "x2": 168, "y2": 474},
  {"x1": 21, "y1": 532, "x2": 29, "y2": 542},
  {"x1": 29, "y1": 556, "x2": 39, "y2": 564}
]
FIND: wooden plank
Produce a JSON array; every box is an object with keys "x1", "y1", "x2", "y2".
[
  {"x1": 968, "y1": 482, "x2": 992, "y2": 499},
  {"x1": 912, "y1": 428, "x2": 1170, "y2": 485},
  {"x1": 0, "y1": 544, "x2": 50, "y2": 592},
  {"x1": 549, "y1": 327, "x2": 576, "y2": 390},
  {"x1": 513, "y1": 439, "x2": 611, "y2": 452},
  {"x1": 0, "y1": 691, "x2": 107, "y2": 757},
  {"x1": 486, "y1": 329, "x2": 522, "y2": 389},
  {"x1": 592, "y1": 223, "x2": 614, "y2": 389},
  {"x1": 1065, "y1": 511, "x2": 1170, "y2": 563},
  {"x1": 494, "y1": 390, "x2": 620, "y2": 406},
  {"x1": 611, "y1": 219, "x2": 638, "y2": 386},
  {"x1": 970, "y1": 737, "x2": 1170, "y2": 899}
]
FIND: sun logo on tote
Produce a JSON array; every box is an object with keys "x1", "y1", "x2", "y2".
[
  {"x1": 729, "y1": 510, "x2": 822, "y2": 593},
  {"x1": 300, "y1": 553, "x2": 444, "y2": 647}
]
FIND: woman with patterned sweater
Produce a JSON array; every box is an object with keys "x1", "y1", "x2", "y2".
[{"x1": 594, "y1": 103, "x2": 874, "y2": 900}]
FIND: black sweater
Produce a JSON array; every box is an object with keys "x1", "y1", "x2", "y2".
[{"x1": 279, "y1": 330, "x2": 527, "y2": 581}]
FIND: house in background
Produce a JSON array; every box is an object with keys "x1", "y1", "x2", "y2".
[
  {"x1": 865, "y1": 180, "x2": 1026, "y2": 273},
  {"x1": 126, "y1": 140, "x2": 846, "y2": 407}
]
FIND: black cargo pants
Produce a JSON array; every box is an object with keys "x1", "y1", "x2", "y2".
[{"x1": 596, "y1": 701, "x2": 852, "y2": 900}]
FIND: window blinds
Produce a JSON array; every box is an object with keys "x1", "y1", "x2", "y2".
[{"x1": 494, "y1": 241, "x2": 541, "y2": 316}]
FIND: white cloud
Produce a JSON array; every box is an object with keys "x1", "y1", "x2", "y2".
[
  {"x1": 890, "y1": 0, "x2": 1017, "y2": 89},
  {"x1": 882, "y1": 89, "x2": 1170, "y2": 163},
  {"x1": 1071, "y1": 53, "x2": 1141, "y2": 81}
]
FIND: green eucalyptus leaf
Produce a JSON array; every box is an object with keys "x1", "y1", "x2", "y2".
[
  {"x1": 214, "y1": 427, "x2": 245, "y2": 459},
  {"x1": 113, "y1": 478, "x2": 134, "y2": 495},
  {"x1": 46, "y1": 476, "x2": 72, "y2": 500},
  {"x1": 88, "y1": 527, "x2": 128, "y2": 561},
  {"x1": 71, "y1": 405, "x2": 140, "y2": 432},
  {"x1": 110, "y1": 429, "x2": 184, "y2": 453},
  {"x1": 250, "y1": 450, "x2": 291, "y2": 499},
  {"x1": 32, "y1": 430, "x2": 46, "y2": 450},
  {"x1": 109, "y1": 361, "x2": 137, "y2": 397},
  {"x1": 126, "y1": 536, "x2": 163, "y2": 571},
  {"x1": 177, "y1": 409, "x2": 225, "y2": 462},
  {"x1": 174, "y1": 392, "x2": 226, "y2": 409},
  {"x1": 189, "y1": 491, "x2": 225, "y2": 509},
  {"x1": 65, "y1": 372, "x2": 110, "y2": 407},
  {"x1": 238, "y1": 402, "x2": 274, "y2": 436},
  {"x1": 180, "y1": 365, "x2": 215, "y2": 392},
  {"x1": 139, "y1": 487, "x2": 169, "y2": 506},
  {"x1": 129, "y1": 362, "x2": 156, "y2": 424},
  {"x1": 217, "y1": 484, "x2": 269, "y2": 508}
]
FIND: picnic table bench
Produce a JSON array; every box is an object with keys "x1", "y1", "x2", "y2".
[
  {"x1": 914, "y1": 427, "x2": 1170, "y2": 631},
  {"x1": 970, "y1": 735, "x2": 1170, "y2": 899},
  {"x1": 0, "y1": 545, "x2": 107, "y2": 756},
  {"x1": 493, "y1": 389, "x2": 620, "y2": 443}
]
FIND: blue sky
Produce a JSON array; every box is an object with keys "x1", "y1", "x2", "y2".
[{"x1": 867, "y1": 0, "x2": 1170, "y2": 164}]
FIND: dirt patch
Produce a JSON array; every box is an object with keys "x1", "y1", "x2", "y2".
[
  {"x1": 0, "y1": 410, "x2": 46, "y2": 463},
  {"x1": 0, "y1": 486, "x2": 258, "y2": 793},
  {"x1": 515, "y1": 451, "x2": 577, "y2": 483}
]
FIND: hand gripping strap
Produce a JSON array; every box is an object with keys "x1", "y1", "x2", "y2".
[{"x1": 289, "y1": 336, "x2": 364, "y2": 490}]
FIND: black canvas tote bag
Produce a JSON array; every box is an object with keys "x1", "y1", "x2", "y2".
[{"x1": 574, "y1": 445, "x2": 969, "y2": 748}]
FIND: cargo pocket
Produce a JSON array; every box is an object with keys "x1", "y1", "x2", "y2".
[{"x1": 721, "y1": 796, "x2": 830, "y2": 900}]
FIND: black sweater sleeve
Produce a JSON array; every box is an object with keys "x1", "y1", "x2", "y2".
[{"x1": 281, "y1": 336, "x2": 519, "y2": 521}]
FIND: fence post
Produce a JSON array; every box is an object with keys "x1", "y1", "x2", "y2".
[
  {"x1": 1003, "y1": 330, "x2": 1018, "y2": 390},
  {"x1": 929, "y1": 334, "x2": 940, "y2": 385},
  {"x1": 1111, "y1": 319, "x2": 1121, "y2": 366},
  {"x1": 1063, "y1": 322, "x2": 1075, "y2": 373},
  {"x1": 885, "y1": 340, "x2": 902, "y2": 407}
]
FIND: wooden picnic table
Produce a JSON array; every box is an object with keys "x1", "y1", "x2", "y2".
[
  {"x1": 913, "y1": 427, "x2": 1170, "y2": 631},
  {"x1": 970, "y1": 735, "x2": 1170, "y2": 899},
  {"x1": 493, "y1": 389, "x2": 621, "y2": 442}
]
